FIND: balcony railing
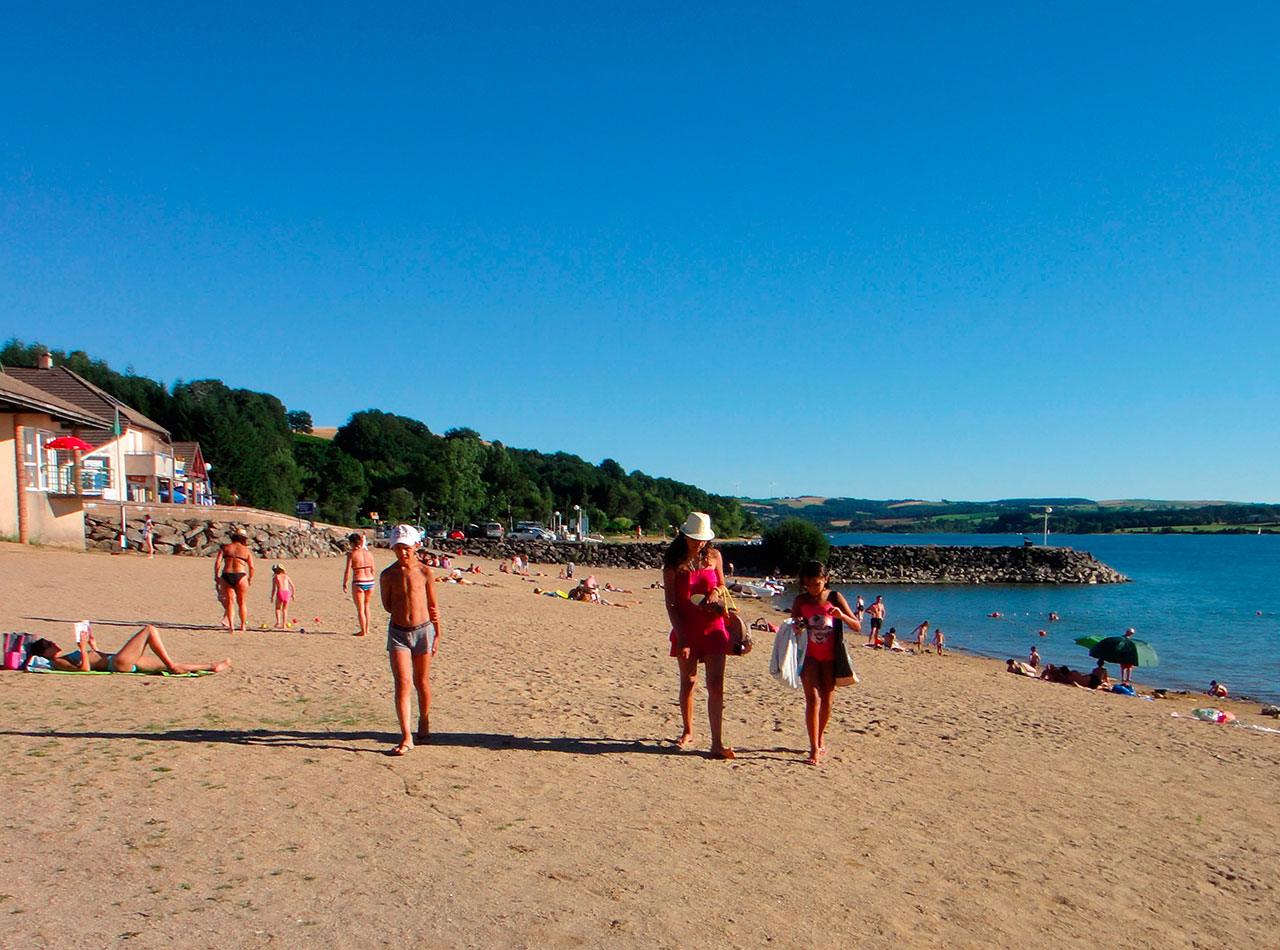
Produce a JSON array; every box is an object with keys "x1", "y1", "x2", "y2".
[{"x1": 46, "y1": 466, "x2": 114, "y2": 496}]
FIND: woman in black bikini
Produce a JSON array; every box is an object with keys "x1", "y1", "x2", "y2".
[{"x1": 214, "y1": 529, "x2": 255, "y2": 632}]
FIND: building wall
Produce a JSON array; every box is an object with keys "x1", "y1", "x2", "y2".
[
  {"x1": 83, "y1": 428, "x2": 175, "y2": 503},
  {"x1": 0, "y1": 414, "x2": 17, "y2": 539},
  {"x1": 0, "y1": 412, "x2": 87, "y2": 548}
]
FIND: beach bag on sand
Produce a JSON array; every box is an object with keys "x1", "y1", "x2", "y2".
[
  {"x1": 770, "y1": 620, "x2": 804, "y2": 689},
  {"x1": 4, "y1": 632, "x2": 33, "y2": 671}
]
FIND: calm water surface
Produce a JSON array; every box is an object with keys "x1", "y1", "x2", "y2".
[{"x1": 811, "y1": 534, "x2": 1280, "y2": 703}]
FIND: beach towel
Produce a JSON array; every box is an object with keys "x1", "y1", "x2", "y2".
[
  {"x1": 31, "y1": 667, "x2": 212, "y2": 677},
  {"x1": 769, "y1": 620, "x2": 805, "y2": 689}
]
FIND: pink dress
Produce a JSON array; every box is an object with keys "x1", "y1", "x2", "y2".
[{"x1": 668, "y1": 567, "x2": 730, "y2": 661}]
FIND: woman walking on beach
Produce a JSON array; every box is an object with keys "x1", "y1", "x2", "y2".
[
  {"x1": 214, "y1": 529, "x2": 254, "y2": 632},
  {"x1": 665, "y1": 512, "x2": 734, "y2": 759},
  {"x1": 791, "y1": 561, "x2": 861, "y2": 765},
  {"x1": 343, "y1": 533, "x2": 376, "y2": 637}
]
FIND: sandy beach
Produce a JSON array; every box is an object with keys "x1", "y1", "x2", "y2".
[{"x1": 2, "y1": 541, "x2": 1277, "y2": 949}]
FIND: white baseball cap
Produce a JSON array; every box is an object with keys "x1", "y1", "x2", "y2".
[{"x1": 389, "y1": 524, "x2": 422, "y2": 547}]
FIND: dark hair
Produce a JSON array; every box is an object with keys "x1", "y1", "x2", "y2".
[
  {"x1": 349, "y1": 533, "x2": 362, "y2": 545},
  {"x1": 798, "y1": 560, "x2": 827, "y2": 582},
  {"x1": 24, "y1": 638, "x2": 56, "y2": 669},
  {"x1": 663, "y1": 534, "x2": 713, "y2": 571}
]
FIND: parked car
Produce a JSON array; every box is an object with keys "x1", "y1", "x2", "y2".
[
  {"x1": 509, "y1": 526, "x2": 555, "y2": 541},
  {"x1": 424, "y1": 523, "x2": 447, "y2": 539},
  {"x1": 482, "y1": 522, "x2": 504, "y2": 539}
]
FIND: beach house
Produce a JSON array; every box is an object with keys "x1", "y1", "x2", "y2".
[
  {"x1": 0, "y1": 370, "x2": 110, "y2": 547},
  {"x1": 5, "y1": 358, "x2": 182, "y2": 506}
]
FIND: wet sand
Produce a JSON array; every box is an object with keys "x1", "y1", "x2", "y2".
[{"x1": 2, "y1": 541, "x2": 1277, "y2": 948}]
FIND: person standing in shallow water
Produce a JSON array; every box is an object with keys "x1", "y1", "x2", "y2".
[{"x1": 665, "y1": 512, "x2": 734, "y2": 759}]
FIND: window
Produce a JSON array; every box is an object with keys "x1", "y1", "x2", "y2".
[{"x1": 21, "y1": 427, "x2": 53, "y2": 491}]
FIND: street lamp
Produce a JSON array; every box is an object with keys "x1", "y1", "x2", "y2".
[
  {"x1": 573, "y1": 505, "x2": 581, "y2": 540},
  {"x1": 1043, "y1": 506, "x2": 1053, "y2": 546}
]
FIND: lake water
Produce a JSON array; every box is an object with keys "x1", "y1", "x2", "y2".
[{"x1": 813, "y1": 533, "x2": 1280, "y2": 703}]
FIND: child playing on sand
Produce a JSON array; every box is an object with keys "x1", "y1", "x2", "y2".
[
  {"x1": 791, "y1": 560, "x2": 862, "y2": 766},
  {"x1": 933, "y1": 627, "x2": 945, "y2": 655},
  {"x1": 270, "y1": 564, "x2": 296, "y2": 629},
  {"x1": 380, "y1": 525, "x2": 442, "y2": 756}
]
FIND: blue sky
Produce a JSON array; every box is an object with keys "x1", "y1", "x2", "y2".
[{"x1": 4, "y1": 3, "x2": 1278, "y2": 502}]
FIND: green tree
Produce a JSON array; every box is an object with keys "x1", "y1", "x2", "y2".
[
  {"x1": 762, "y1": 518, "x2": 830, "y2": 573},
  {"x1": 287, "y1": 410, "x2": 314, "y2": 433}
]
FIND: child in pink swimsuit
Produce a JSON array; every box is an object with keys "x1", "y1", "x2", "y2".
[
  {"x1": 270, "y1": 564, "x2": 296, "y2": 629},
  {"x1": 791, "y1": 560, "x2": 861, "y2": 766}
]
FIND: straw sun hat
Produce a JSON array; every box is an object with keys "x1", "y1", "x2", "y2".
[{"x1": 679, "y1": 511, "x2": 715, "y2": 541}]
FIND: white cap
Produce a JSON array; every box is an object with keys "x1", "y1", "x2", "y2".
[{"x1": 389, "y1": 524, "x2": 422, "y2": 547}]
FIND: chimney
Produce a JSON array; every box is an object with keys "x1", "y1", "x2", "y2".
[{"x1": 37, "y1": 352, "x2": 53, "y2": 370}]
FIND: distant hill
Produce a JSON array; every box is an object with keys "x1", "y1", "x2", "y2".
[{"x1": 744, "y1": 497, "x2": 1280, "y2": 535}]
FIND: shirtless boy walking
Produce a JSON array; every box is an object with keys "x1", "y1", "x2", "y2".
[
  {"x1": 342, "y1": 532, "x2": 376, "y2": 637},
  {"x1": 380, "y1": 525, "x2": 442, "y2": 756},
  {"x1": 214, "y1": 529, "x2": 254, "y2": 632}
]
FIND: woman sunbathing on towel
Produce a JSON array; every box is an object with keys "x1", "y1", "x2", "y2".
[{"x1": 27, "y1": 625, "x2": 230, "y2": 675}]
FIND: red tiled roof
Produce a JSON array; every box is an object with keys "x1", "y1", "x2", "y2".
[
  {"x1": 0, "y1": 372, "x2": 110, "y2": 428},
  {"x1": 5, "y1": 366, "x2": 169, "y2": 439},
  {"x1": 172, "y1": 441, "x2": 208, "y2": 476}
]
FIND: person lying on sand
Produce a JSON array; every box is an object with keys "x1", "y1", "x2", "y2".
[
  {"x1": 27, "y1": 625, "x2": 230, "y2": 675},
  {"x1": 1006, "y1": 659, "x2": 1039, "y2": 676},
  {"x1": 1040, "y1": 665, "x2": 1093, "y2": 688}
]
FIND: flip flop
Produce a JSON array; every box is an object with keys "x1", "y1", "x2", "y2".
[{"x1": 389, "y1": 742, "x2": 412, "y2": 757}]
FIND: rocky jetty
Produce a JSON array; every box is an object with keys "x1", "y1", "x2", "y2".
[
  {"x1": 86, "y1": 511, "x2": 1128, "y2": 583},
  {"x1": 85, "y1": 514, "x2": 350, "y2": 559},
  {"x1": 418, "y1": 539, "x2": 1129, "y2": 585}
]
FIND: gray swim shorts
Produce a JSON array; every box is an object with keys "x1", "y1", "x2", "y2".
[{"x1": 386, "y1": 620, "x2": 436, "y2": 655}]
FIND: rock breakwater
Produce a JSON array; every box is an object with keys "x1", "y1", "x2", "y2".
[
  {"x1": 426, "y1": 539, "x2": 1129, "y2": 584},
  {"x1": 85, "y1": 514, "x2": 350, "y2": 559}
]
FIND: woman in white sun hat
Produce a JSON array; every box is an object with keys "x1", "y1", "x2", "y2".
[{"x1": 664, "y1": 512, "x2": 734, "y2": 759}]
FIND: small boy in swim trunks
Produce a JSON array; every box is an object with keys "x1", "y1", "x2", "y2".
[
  {"x1": 270, "y1": 564, "x2": 296, "y2": 629},
  {"x1": 380, "y1": 524, "x2": 442, "y2": 756}
]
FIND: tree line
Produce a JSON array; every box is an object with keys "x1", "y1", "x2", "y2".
[{"x1": 2, "y1": 340, "x2": 758, "y2": 536}]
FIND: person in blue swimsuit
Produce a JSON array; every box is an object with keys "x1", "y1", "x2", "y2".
[
  {"x1": 342, "y1": 533, "x2": 377, "y2": 637},
  {"x1": 26, "y1": 625, "x2": 230, "y2": 674}
]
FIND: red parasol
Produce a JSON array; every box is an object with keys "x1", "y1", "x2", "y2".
[{"x1": 46, "y1": 436, "x2": 94, "y2": 452}]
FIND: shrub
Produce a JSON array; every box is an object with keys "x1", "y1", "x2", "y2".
[{"x1": 762, "y1": 518, "x2": 830, "y2": 574}]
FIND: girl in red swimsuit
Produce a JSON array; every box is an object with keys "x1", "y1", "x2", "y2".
[
  {"x1": 664, "y1": 512, "x2": 734, "y2": 759},
  {"x1": 791, "y1": 560, "x2": 861, "y2": 766}
]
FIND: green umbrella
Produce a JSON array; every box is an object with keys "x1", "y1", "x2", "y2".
[
  {"x1": 1088, "y1": 636, "x2": 1158, "y2": 667},
  {"x1": 1074, "y1": 635, "x2": 1107, "y2": 649}
]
